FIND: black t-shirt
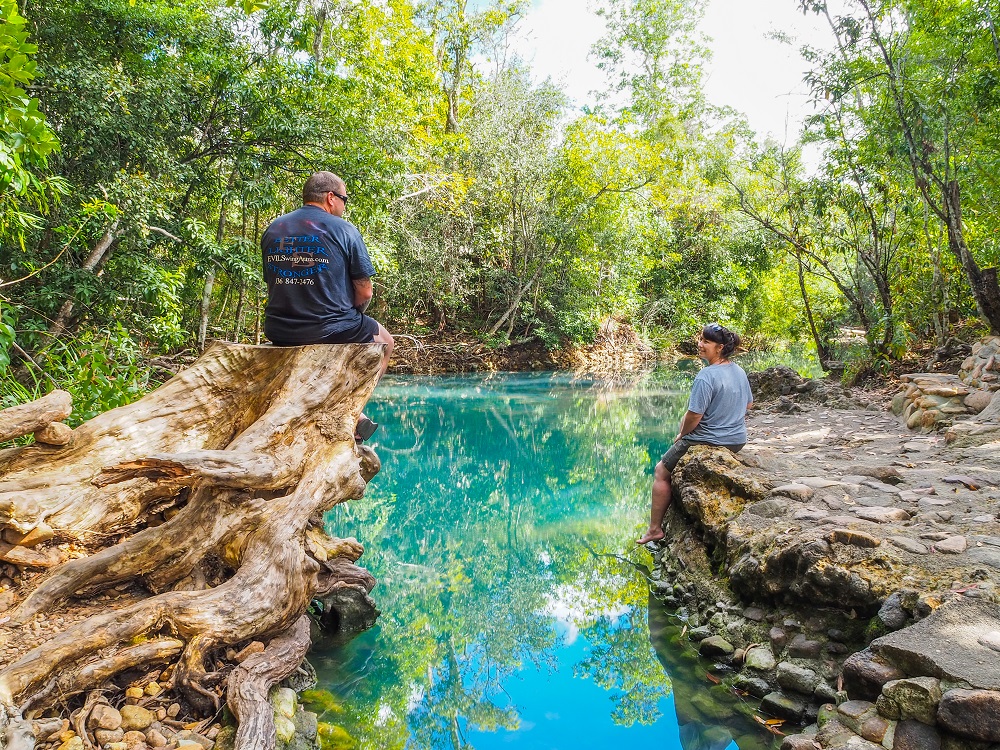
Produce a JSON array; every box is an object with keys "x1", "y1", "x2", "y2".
[{"x1": 261, "y1": 205, "x2": 376, "y2": 344}]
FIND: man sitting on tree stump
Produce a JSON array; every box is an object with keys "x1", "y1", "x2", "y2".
[{"x1": 262, "y1": 171, "x2": 394, "y2": 440}]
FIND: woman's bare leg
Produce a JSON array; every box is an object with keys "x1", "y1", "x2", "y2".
[{"x1": 637, "y1": 460, "x2": 671, "y2": 544}]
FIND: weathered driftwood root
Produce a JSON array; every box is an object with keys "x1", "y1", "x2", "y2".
[
  {"x1": 0, "y1": 390, "x2": 71, "y2": 445},
  {"x1": 0, "y1": 342, "x2": 386, "y2": 750},
  {"x1": 228, "y1": 615, "x2": 312, "y2": 750}
]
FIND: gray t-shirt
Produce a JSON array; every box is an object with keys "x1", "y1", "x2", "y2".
[{"x1": 685, "y1": 363, "x2": 753, "y2": 445}]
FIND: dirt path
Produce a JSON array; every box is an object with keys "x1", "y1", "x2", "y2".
[{"x1": 743, "y1": 400, "x2": 1000, "y2": 576}]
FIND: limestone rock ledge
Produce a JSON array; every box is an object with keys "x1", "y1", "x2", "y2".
[
  {"x1": 670, "y1": 446, "x2": 991, "y2": 611},
  {"x1": 650, "y1": 445, "x2": 1000, "y2": 742}
]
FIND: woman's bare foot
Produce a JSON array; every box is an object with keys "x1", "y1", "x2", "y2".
[{"x1": 636, "y1": 529, "x2": 665, "y2": 545}]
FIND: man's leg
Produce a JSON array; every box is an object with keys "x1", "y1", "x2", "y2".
[
  {"x1": 373, "y1": 323, "x2": 394, "y2": 381},
  {"x1": 637, "y1": 459, "x2": 671, "y2": 544},
  {"x1": 355, "y1": 323, "x2": 394, "y2": 442}
]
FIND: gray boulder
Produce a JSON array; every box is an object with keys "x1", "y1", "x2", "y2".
[
  {"x1": 777, "y1": 662, "x2": 820, "y2": 696},
  {"x1": 937, "y1": 689, "x2": 1000, "y2": 742}
]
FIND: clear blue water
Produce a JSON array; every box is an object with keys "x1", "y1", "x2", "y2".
[{"x1": 310, "y1": 368, "x2": 782, "y2": 750}]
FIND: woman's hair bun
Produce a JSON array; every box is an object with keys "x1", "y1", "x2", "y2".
[{"x1": 702, "y1": 323, "x2": 741, "y2": 357}]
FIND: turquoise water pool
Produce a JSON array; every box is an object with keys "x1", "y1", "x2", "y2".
[{"x1": 311, "y1": 370, "x2": 777, "y2": 750}]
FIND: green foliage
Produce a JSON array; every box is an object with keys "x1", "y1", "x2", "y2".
[
  {"x1": 0, "y1": 302, "x2": 15, "y2": 371},
  {"x1": 35, "y1": 327, "x2": 153, "y2": 424},
  {"x1": 0, "y1": 0, "x2": 65, "y2": 241},
  {"x1": 0, "y1": 325, "x2": 154, "y2": 426},
  {"x1": 592, "y1": 0, "x2": 709, "y2": 123},
  {"x1": 5, "y1": 0, "x2": 996, "y2": 404}
]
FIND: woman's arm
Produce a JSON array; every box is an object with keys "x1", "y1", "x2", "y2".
[{"x1": 676, "y1": 410, "x2": 703, "y2": 441}]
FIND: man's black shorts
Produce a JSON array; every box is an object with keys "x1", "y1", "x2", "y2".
[{"x1": 273, "y1": 315, "x2": 380, "y2": 346}]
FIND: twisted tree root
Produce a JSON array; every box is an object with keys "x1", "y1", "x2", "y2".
[
  {"x1": 228, "y1": 615, "x2": 312, "y2": 750},
  {"x1": 0, "y1": 343, "x2": 387, "y2": 750}
]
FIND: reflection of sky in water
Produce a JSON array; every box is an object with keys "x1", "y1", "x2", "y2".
[
  {"x1": 541, "y1": 583, "x2": 631, "y2": 644},
  {"x1": 463, "y1": 620, "x2": 679, "y2": 750},
  {"x1": 314, "y1": 371, "x2": 774, "y2": 750}
]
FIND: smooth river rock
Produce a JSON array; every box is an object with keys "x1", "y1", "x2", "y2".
[
  {"x1": 854, "y1": 506, "x2": 910, "y2": 523},
  {"x1": 788, "y1": 634, "x2": 823, "y2": 659},
  {"x1": 933, "y1": 536, "x2": 967, "y2": 554},
  {"x1": 761, "y1": 691, "x2": 807, "y2": 721},
  {"x1": 698, "y1": 636, "x2": 734, "y2": 658},
  {"x1": 777, "y1": 662, "x2": 820, "y2": 695},
  {"x1": 745, "y1": 645, "x2": 777, "y2": 671},
  {"x1": 773, "y1": 483, "x2": 815, "y2": 500},
  {"x1": 87, "y1": 704, "x2": 122, "y2": 731},
  {"x1": 843, "y1": 650, "x2": 906, "y2": 702},
  {"x1": 119, "y1": 705, "x2": 154, "y2": 732},
  {"x1": 781, "y1": 735, "x2": 820, "y2": 750},
  {"x1": 887, "y1": 536, "x2": 929, "y2": 554},
  {"x1": 826, "y1": 529, "x2": 881, "y2": 548},
  {"x1": 796, "y1": 477, "x2": 844, "y2": 489},
  {"x1": 733, "y1": 674, "x2": 771, "y2": 698},
  {"x1": 893, "y1": 719, "x2": 942, "y2": 750},
  {"x1": 877, "y1": 592, "x2": 910, "y2": 631}
]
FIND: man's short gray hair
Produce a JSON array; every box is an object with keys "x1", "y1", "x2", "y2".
[{"x1": 302, "y1": 171, "x2": 345, "y2": 204}]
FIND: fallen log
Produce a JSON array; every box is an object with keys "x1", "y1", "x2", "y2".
[
  {"x1": 0, "y1": 342, "x2": 385, "y2": 750},
  {"x1": 0, "y1": 390, "x2": 71, "y2": 444}
]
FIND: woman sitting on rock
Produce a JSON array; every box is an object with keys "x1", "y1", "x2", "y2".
[{"x1": 638, "y1": 323, "x2": 754, "y2": 544}]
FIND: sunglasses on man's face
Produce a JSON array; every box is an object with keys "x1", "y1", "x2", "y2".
[{"x1": 329, "y1": 191, "x2": 349, "y2": 205}]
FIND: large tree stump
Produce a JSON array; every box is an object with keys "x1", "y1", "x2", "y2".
[{"x1": 0, "y1": 342, "x2": 385, "y2": 750}]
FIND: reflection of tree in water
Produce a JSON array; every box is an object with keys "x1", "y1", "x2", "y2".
[
  {"x1": 647, "y1": 594, "x2": 776, "y2": 750},
  {"x1": 311, "y1": 373, "x2": 708, "y2": 747},
  {"x1": 407, "y1": 633, "x2": 521, "y2": 749},
  {"x1": 568, "y1": 556, "x2": 671, "y2": 727}
]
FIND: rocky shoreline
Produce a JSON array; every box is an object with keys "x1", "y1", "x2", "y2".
[{"x1": 648, "y1": 367, "x2": 1000, "y2": 749}]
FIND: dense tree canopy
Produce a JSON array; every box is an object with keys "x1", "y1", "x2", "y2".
[{"x1": 2, "y1": 0, "x2": 1000, "y2": 406}]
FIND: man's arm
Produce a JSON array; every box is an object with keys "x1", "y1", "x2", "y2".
[
  {"x1": 676, "y1": 410, "x2": 703, "y2": 441},
  {"x1": 352, "y1": 277, "x2": 373, "y2": 314}
]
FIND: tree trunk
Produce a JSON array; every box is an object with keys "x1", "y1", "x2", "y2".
[
  {"x1": 234, "y1": 283, "x2": 246, "y2": 342},
  {"x1": 794, "y1": 250, "x2": 831, "y2": 369},
  {"x1": 0, "y1": 342, "x2": 386, "y2": 749},
  {"x1": 924, "y1": 203, "x2": 948, "y2": 345},
  {"x1": 487, "y1": 264, "x2": 543, "y2": 337},
  {"x1": 48, "y1": 220, "x2": 120, "y2": 338},
  {"x1": 944, "y1": 180, "x2": 1000, "y2": 332},
  {"x1": 198, "y1": 267, "x2": 216, "y2": 352}
]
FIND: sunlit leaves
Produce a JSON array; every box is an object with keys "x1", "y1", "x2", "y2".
[
  {"x1": 130, "y1": 0, "x2": 266, "y2": 10},
  {"x1": 592, "y1": 0, "x2": 710, "y2": 125},
  {"x1": 0, "y1": 0, "x2": 62, "y2": 241}
]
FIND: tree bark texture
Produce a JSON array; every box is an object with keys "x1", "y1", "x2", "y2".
[{"x1": 0, "y1": 342, "x2": 386, "y2": 750}]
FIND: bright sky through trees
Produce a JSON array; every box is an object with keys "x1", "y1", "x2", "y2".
[{"x1": 512, "y1": 0, "x2": 833, "y2": 141}]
